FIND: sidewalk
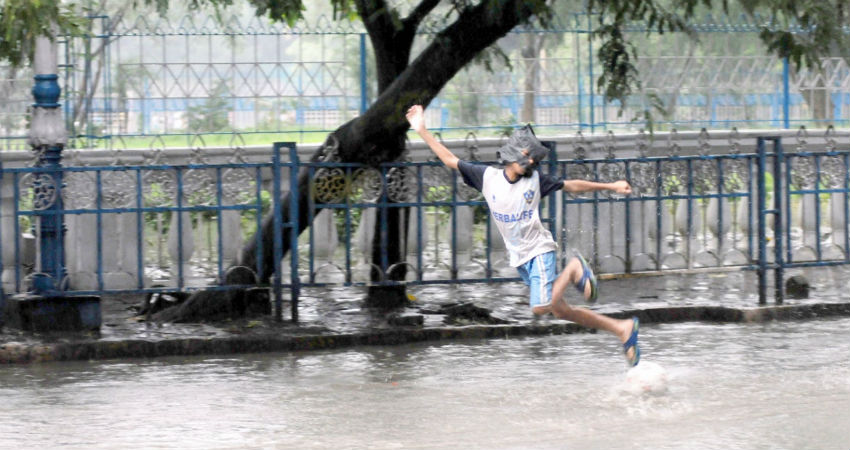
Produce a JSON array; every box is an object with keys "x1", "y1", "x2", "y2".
[{"x1": 2, "y1": 267, "x2": 850, "y2": 364}]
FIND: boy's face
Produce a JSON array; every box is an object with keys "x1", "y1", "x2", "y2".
[{"x1": 515, "y1": 149, "x2": 539, "y2": 177}]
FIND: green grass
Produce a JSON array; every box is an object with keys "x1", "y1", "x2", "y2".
[
  {"x1": 73, "y1": 128, "x2": 339, "y2": 149},
  {"x1": 65, "y1": 126, "x2": 525, "y2": 150}
]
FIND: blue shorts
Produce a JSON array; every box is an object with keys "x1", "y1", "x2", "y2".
[{"x1": 516, "y1": 251, "x2": 557, "y2": 308}]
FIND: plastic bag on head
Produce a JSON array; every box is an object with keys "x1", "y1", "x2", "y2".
[{"x1": 497, "y1": 124, "x2": 549, "y2": 173}]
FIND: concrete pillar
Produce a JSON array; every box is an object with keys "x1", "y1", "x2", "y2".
[
  {"x1": 405, "y1": 206, "x2": 427, "y2": 281},
  {"x1": 219, "y1": 208, "x2": 243, "y2": 268},
  {"x1": 352, "y1": 208, "x2": 376, "y2": 282},
  {"x1": 633, "y1": 200, "x2": 668, "y2": 271},
  {"x1": 830, "y1": 193, "x2": 847, "y2": 256},
  {"x1": 167, "y1": 211, "x2": 195, "y2": 286},
  {"x1": 740, "y1": 185, "x2": 776, "y2": 264},
  {"x1": 797, "y1": 194, "x2": 818, "y2": 261},
  {"x1": 563, "y1": 201, "x2": 594, "y2": 260},
  {"x1": 313, "y1": 209, "x2": 338, "y2": 260},
  {"x1": 597, "y1": 201, "x2": 627, "y2": 273},
  {"x1": 452, "y1": 205, "x2": 474, "y2": 270},
  {"x1": 486, "y1": 216, "x2": 511, "y2": 276},
  {"x1": 101, "y1": 212, "x2": 142, "y2": 288},
  {"x1": 723, "y1": 198, "x2": 750, "y2": 265},
  {"x1": 1, "y1": 175, "x2": 18, "y2": 292},
  {"x1": 64, "y1": 213, "x2": 98, "y2": 290},
  {"x1": 662, "y1": 200, "x2": 689, "y2": 269},
  {"x1": 311, "y1": 209, "x2": 341, "y2": 283},
  {"x1": 696, "y1": 197, "x2": 731, "y2": 267},
  {"x1": 674, "y1": 200, "x2": 691, "y2": 258}
]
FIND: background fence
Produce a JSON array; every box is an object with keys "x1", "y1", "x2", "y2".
[{"x1": 1, "y1": 9, "x2": 849, "y2": 152}]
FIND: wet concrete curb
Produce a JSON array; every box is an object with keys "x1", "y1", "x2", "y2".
[{"x1": 2, "y1": 302, "x2": 850, "y2": 364}]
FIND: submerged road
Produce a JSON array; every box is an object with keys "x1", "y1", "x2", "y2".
[{"x1": 1, "y1": 318, "x2": 848, "y2": 449}]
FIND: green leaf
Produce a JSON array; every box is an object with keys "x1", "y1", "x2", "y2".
[{"x1": 0, "y1": 0, "x2": 84, "y2": 67}]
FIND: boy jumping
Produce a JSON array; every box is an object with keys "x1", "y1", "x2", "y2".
[{"x1": 406, "y1": 105, "x2": 640, "y2": 366}]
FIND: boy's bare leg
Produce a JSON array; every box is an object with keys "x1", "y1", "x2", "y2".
[{"x1": 531, "y1": 257, "x2": 636, "y2": 359}]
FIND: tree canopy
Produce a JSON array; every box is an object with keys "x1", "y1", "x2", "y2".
[
  {"x1": 589, "y1": 0, "x2": 849, "y2": 117},
  {"x1": 0, "y1": 0, "x2": 83, "y2": 67}
]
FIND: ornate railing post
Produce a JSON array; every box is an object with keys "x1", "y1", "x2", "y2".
[
  {"x1": 3, "y1": 30, "x2": 101, "y2": 331},
  {"x1": 28, "y1": 33, "x2": 67, "y2": 293}
]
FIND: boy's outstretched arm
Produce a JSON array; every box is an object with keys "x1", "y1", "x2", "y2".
[
  {"x1": 406, "y1": 105, "x2": 459, "y2": 170},
  {"x1": 562, "y1": 179, "x2": 632, "y2": 195}
]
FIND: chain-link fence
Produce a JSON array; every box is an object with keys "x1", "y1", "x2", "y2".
[{"x1": 1, "y1": 10, "x2": 849, "y2": 150}]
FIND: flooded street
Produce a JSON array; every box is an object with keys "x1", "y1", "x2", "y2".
[{"x1": 2, "y1": 318, "x2": 849, "y2": 450}]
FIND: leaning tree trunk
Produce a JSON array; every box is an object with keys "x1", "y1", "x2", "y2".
[
  {"x1": 155, "y1": 0, "x2": 542, "y2": 322},
  {"x1": 241, "y1": 1, "x2": 538, "y2": 304},
  {"x1": 239, "y1": 121, "x2": 412, "y2": 308}
]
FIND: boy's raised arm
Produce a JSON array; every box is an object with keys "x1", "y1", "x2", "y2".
[{"x1": 406, "y1": 105, "x2": 459, "y2": 170}]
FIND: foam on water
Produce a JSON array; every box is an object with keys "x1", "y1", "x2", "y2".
[{"x1": 622, "y1": 361, "x2": 668, "y2": 395}]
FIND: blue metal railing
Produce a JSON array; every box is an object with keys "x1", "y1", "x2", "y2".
[
  {"x1": 298, "y1": 158, "x2": 518, "y2": 287},
  {"x1": 557, "y1": 153, "x2": 758, "y2": 271},
  {"x1": 291, "y1": 138, "x2": 850, "y2": 305},
  {"x1": 757, "y1": 137, "x2": 784, "y2": 304},
  {"x1": 1, "y1": 143, "x2": 299, "y2": 320},
  {"x1": 3, "y1": 138, "x2": 850, "y2": 323}
]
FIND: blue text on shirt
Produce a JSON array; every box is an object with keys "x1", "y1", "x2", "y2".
[{"x1": 492, "y1": 209, "x2": 535, "y2": 223}]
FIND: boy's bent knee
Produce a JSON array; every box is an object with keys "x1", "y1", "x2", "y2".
[{"x1": 551, "y1": 298, "x2": 573, "y2": 319}]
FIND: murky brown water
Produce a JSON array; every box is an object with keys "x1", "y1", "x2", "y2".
[{"x1": 1, "y1": 319, "x2": 849, "y2": 449}]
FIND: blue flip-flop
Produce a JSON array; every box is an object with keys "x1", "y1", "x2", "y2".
[
  {"x1": 574, "y1": 253, "x2": 598, "y2": 303},
  {"x1": 623, "y1": 316, "x2": 641, "y2": 367}
]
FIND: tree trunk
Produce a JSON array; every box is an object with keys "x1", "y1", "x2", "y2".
[{"x1": 521, "y1": 33, "x2": 545, "y2": 123}]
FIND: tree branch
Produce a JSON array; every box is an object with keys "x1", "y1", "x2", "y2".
[
  {"x1": 343, "y1": 0, "x2": 544, "y2": 159},
  {"x1": 402, "y1": 0, "x2": 441, "y2": 30},
  {"x1": 71, "y1": 7, "x2": 127, "y2": 131},
  {"x1": 355, "y1": 0, "x2": 419, "y2": 92},
  {"x1": 353, "y1": 0, "x2": 392, "y2": 30}
]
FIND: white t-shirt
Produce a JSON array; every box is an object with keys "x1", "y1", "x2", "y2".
[{"x1": 457, "y1": 161, "x2": 563, "y2": 267}]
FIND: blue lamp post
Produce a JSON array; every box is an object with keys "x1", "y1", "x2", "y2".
[
  {"x1": 28, "y1": 35, "x2": 67, "y2": 293},
  {"x1": 3, "y1": 31, "x2": 101, "y2": 332}
]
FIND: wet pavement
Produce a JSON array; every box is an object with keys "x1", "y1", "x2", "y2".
[{"x1": 2, "y1": 266, "x2": 850, "y2": 364}]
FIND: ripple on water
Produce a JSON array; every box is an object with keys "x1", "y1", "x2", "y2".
[{"x1": 0, "y1": 319, "x2": 849, "y2": 449}]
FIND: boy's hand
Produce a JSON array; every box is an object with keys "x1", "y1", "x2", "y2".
[
  {"x1": 611, "y1": 180, "x2": 632, "y2": 195},
  {"x1": 406, "y1": 105, "x2": 426, "y2": 133}
]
